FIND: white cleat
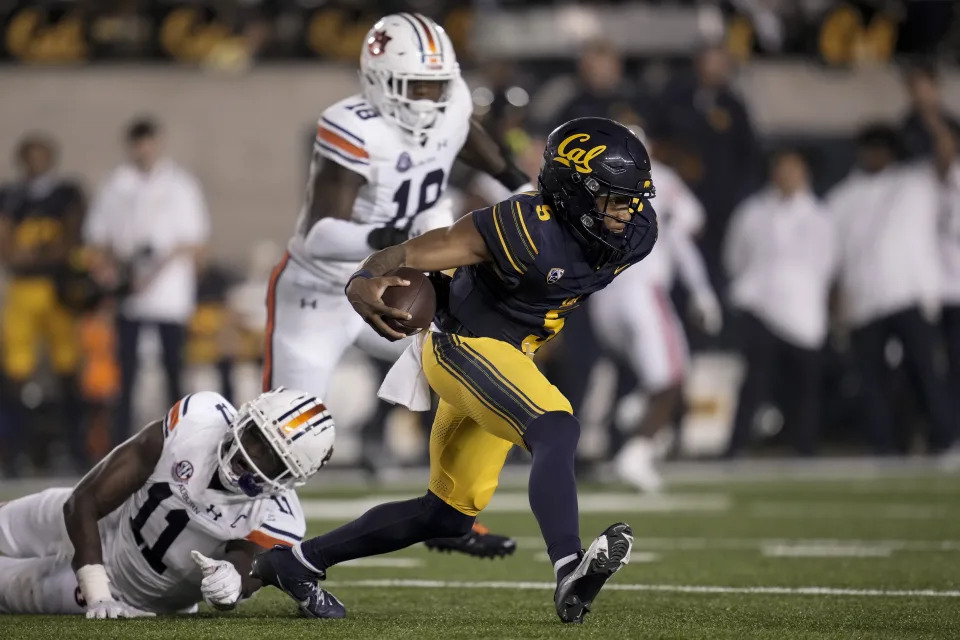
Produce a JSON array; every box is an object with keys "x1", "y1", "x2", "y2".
[
  {"x1": 553, "y1": 522, "x2": 633, "y2": 624},
  {"x1": 615, "y1": 437, "x2": 663, "y2": 493}
]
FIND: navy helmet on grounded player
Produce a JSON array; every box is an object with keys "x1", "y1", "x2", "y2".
[
  {"x1": 538, "y1": 117, "x2": 656, "y2": 265},
  {"x1": 217, "y1": 388, "x2": 336, "y2": 497}
]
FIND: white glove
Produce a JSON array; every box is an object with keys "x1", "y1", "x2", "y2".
[
  {"x1": 690, "y1": 290, "x2": 723, "y2": 336},
  {"x1": 77, "y1": 563, "x2": 155, "y2": 619},
  {"x1": 409, "y1": 198, "x2": 455, "y2": 239},
  {"x1": 191, "y1": 550, "x2": 243, "y2": 610},
  {"x1": 86, "y1": 599, "x2": 156, "y2": 619}
]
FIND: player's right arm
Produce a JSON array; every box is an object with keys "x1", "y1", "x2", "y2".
[
  {"x1": 0, "y1": 188, "x2": 33, "y2": 269},
  {"x1": 298, "y1": 112, "x2": 406, "y2": 260},
  {"x1": 347, "y1": 194, "x2": 547, "y2": 339},
  {"x1": 63, "y1": 420, "x2": 164, "y2": 618},
  {"x1": 0, "y1": 197, "x2": 15, "y2": 267},
  {"x1": 346, "y1": 213, "x2": 491, "y2": 339}
]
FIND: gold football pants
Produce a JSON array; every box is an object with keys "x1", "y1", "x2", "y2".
[{"x1": 422, "y1": 332, "x2": 572, "y2": 516}]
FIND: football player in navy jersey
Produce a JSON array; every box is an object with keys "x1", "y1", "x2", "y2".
[{"x1": 253, "y1": 117, "x2": 657, "y2": 624}]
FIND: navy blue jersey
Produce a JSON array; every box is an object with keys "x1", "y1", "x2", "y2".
[
  {"x1": 0, "y1": 179, "x2": 83, "y2": 276},
  {"x1": 441, "y1": 191, "x2": 657, "y2": 354}
]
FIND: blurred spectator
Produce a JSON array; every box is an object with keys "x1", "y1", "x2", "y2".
[
  {"x1": 77, "y1": 305, "x2": 120, "y2": 464},
  {"x1": 933, "y1": 122, "x2": 960, "y2": 426},
  {"x1": 659, "y1": 44, "x2": 762, "y2": 290},
  {"x1": 84, "y1": 118, "x2": 210, "y2": 446},
  {"x1": 0, "y1": 134, "x2": 85, "y2": 475},
  {"x1": 829, "y1": 125, "x2": 953, "y2": 454},
  {"x1": 553, "y1": 38, "x2": 648, "y2": 129},
  {"x1": 589, "y1": 151, "x2": 719, "y2": 490},
  {"x1": 188, "y1": 262, "x2": 243, "y2": 405},
  {"x1": 723, "y1": 149, "x2": 836, "y2": 457},
  {"x1": 900, "y1": 61, "x2": 960, "y2": 160},
  {"x1": 471, "y1": 59, "x2": 531, "y2": 143}
]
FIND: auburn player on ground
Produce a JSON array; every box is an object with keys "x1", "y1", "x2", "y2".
[{"x1": 0, "y1": 388, "x2": 340, "y2": 618}]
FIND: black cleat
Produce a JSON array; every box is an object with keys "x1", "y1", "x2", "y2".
[
  {"x1": 554, "y1": 522, "x2": 633, "y2": 624},
  {"x1": 424, "y1": 522, "x2": 517, "y2": 559},
  {"x1": 250, "y1": 546, "x2": 346, "y2": 619}
]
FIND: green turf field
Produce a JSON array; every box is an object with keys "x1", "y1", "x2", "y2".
[{"x1": 3, "y1": 469, "x2": 959, "y2": 639}]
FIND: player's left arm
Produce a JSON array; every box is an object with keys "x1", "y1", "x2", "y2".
[
  {"x1": 457, "y1": 118, "x2": 533, "y2": 192},
  {"x1": 225, "y1": 539, "x2": 265, "y2": 598},
  {"x1": 44, "y1": 184, "x2": 86, "y2": 266},
  {"x1": 666, "y1": 225, "x2": 722, "y2": 335},
  {"x1": 190, "y1": 538, "x2": 263, "y2": 611}
]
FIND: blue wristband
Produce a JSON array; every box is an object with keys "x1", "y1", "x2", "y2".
[{"x1": 345, "y1": 269, "x2": 374, "y2": 295}]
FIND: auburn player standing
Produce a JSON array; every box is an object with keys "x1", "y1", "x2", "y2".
[
  {"x1": 0, "y1": 134, "x2": 85, "y2": 475},
  {"x1": 266, "y1": 13, "x2": 527, "y2": 558}
]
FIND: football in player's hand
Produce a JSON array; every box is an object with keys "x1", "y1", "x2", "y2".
[{"x1": 381, "y1": 267, "x2": 436, "y2": 335}]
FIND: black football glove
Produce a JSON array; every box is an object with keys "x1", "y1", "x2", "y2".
[{"x1": 368, "y1": 227, "x2": 409, "y2": 250}]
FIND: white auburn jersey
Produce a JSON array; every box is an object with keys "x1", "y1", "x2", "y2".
[
  {"x1": 286, "y1": 76, "x2": 473, "y2": 289},
  {"x1": 629, "y1": 160, "x2": 705, "y2": 288},
  {"x1": 105, "y1": 391, "x2": 306, "y2": 613}
]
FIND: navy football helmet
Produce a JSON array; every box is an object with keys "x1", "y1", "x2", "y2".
[{"x1": 538, "y1": 117, "x2": 656, "y2": 265}]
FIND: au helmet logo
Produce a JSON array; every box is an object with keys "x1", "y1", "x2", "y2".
[
  {"x1": 367, "y1": 30, "x2": 391, "y2": 56},
  {"x1": 554, "y1": 133, "x2": 607, "y2": 174},
  {"x1": 396, "y1": 152, "x2": 412, "y2": 172},
  {"x1": 546, "y1": 268, "x2": 565, "y2": 284}
]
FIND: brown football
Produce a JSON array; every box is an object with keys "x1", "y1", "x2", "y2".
[{"x1": 380, "y1": 267, "x2": 436, "y2": 335}]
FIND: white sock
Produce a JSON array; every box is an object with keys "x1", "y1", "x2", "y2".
[
  {"x1": 292, "y1": 542, "x2": 324, "y2": 574},
  {"x1": 553, "y1": 553, "x2": 579, "y2": 580}
]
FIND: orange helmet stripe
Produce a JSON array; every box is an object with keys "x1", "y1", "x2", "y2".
[
  {"x1": 412, "y1": 13, "x2": 439, "y2": 55},
  {"x1": 283, "y1": 403, "x2": 326, "y2": 433}
]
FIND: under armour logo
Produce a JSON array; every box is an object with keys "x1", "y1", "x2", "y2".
[
  {"x1": 206, "y1": 505, "x2": 223, "y2": 521},
  {"x1": 300, "y1": 298, "x2": 317, "y2": 309}
]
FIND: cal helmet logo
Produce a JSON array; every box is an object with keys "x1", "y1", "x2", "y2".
[
  {"x1": 554, "y1": 133, "x2": 607, "y2": 174},
  {"x1": 173, "y1": 460, "x2": 194, "y2": 482},
  {"x1": 367, "y1": 29, "x2": 391, "y2": 56},
  {"x1": 546, "y1": 268, "x2": 565, "y2": 284}
]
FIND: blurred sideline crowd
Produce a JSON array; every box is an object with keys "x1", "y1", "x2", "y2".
[{"x1": 1, "y1": 42, "x2": 959, "y2": 478}]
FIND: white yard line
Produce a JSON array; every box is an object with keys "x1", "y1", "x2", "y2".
[
  {"x1": 324, "y1": 579, "x2": 960, "y2": 598},
  {"x1": 749, "y1": 503, "x2": 949, "y2": 520},
  {"x1": 300, "y1": 493, "x2": 730, "y2": 520},
  {"x1": 340, "y1": 558, "x2": 424, "y2": 568},
  {"x1": 761, "y1": 544, "x2": 893, "y2": 558},
  {"x1": 509, "y1": 536, "x2": 960, "y2": 552}
]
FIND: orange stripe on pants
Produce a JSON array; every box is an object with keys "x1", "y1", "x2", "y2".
[{"x1": 262, "y1": 252, "x2": 291, "y2": 392}]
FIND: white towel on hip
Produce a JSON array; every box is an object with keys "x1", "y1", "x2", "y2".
[{"x1": 377, "y1": 328, "x2": 433, "y2": 411}]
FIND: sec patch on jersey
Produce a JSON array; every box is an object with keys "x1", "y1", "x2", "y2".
[{"x1": 381, "y1": 267, "x2": 436, "y2": 334}]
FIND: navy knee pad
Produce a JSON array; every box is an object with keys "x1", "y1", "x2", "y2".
[
  {"x1": 421, "y1": 491, "x2": 475, "y2": 538},
  {"x1": 523, "y1": 411, "x2": 581, "y2": 453}
]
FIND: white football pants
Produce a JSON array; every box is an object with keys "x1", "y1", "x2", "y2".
[{"x1": 262, "y1": 256, "x2": 412, "y2": 398}]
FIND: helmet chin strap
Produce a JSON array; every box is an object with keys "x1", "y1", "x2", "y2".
[
  {"x1": 217, "y1": 459, "x2": 265, "y2": 497},
  {"x1": 237, "y1": 472, "x2": 264, "y2": 497}
]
